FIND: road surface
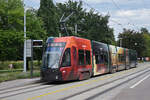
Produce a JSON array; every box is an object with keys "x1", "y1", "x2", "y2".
[{"x1": 0, "y1": 62, "x2": 150, "y2": 100}]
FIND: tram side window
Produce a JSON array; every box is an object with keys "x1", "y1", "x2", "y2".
[
  {"x1": 100, "y1": 54, "x2": 104, "y2": 63},
  {"x1": 118, "y1": 54, "x2": 124, "y2": 62},
  {"x1": 86, "y1": 51, "x2": 91, "y2": 65},
  {"x1": 95, "y1": 54, "x2": 99, "y2": 64},
  {"x1": 95, "y1": 51, "x2": 100, "y2": 64},
  {"x1": 78, "y1": 50, "x2": 84, "y2": 65},
  {"x1": 95, "y1": 53, "x2": 105, "y2": 64},
  {"x1": 118, "y1": 54, "x2": 121, "y2": 62},
  {"x1": 104, "y1": 53, "x2": 108, "y2": 63},
  {"x1": 61, "y1": 48, "x2": 71, "y2": 67}
]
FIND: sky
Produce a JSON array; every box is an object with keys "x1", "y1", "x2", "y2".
[{"x1": 24, "y1": 0, "x2": 150, "y2": 39}]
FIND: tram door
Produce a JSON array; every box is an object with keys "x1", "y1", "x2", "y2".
[{"x1": 71, "y1": 46, "x2": 78, "y2": 79}]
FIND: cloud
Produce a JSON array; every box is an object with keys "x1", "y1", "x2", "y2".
[
  {"x1": 115, "y1": 9, "x2": 150, "y2": 17},
  {"x1": 24, "y1": 0, "x2": 150, "y2": 39},
  {"x1": 109, "y1": 8, "x2": 150, "y2": 39},
  {"x1": 114, "y1": 9, "x2": 150, "y2": 25},
  {"x1": 83, "y1": 0, "x2": 142, "y2": 5}
]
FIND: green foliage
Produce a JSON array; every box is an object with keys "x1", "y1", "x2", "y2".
[
  {"x1": 38, "y1": 0, "x2": 59, "y2": 37},
  {"x1": 56, "y1": 0, "x2": 115, "y2": 44},
  {"x1": 141, "y1": 27, "x2": 149, "y2": 34},
  {"x1": 26, "y1": 9, "x2": 47, "y2": 61},
  {"x1": 80, "y1": 11, "x2": 115, "y2": 44},
  {"x1": 0, "y1": 30, "x2": 24, "y2": 61},
  {"x1": 0, "y1": 70, "x2": 40, "y2": 82},
  {"x1": 0, "y1": 0, "x2": 46, "y2": 61},
  {"x1": 0, "y1": 0, "x2": 24, "y2": 30},
  {"x1": 0, "y1": 61, "x2": 41, "y2": 70},
  {"x1": 141, "y1": 28, "x2": 150, "y2": 57},
  {"x1": 0, "y1": 0, "x2": 24, "y2": 61},
  {"x1": 26, "y1": 9, "x2": 46, "y2": 40},
  {"x1": 56, "y1": 0, "x2": 85, "y2": 36},
  {"x1": 118, "y1": 28, "x2": 150, "y2": 57}
]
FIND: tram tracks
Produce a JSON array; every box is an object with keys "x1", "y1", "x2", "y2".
[
  {"x1": 0, "y1": 64, "x2": 149, "y2": 100},
  {"x1": 0, "y1": 82, "x2": 46, "y2": 95},
  {"x1": 0, "y1": 80, "x2": 80, "y2": 99},
  {"x1": 86, "y1": 68, "x2": 150, "y2": 100},
  {"x1": 61, "y1": 67, "x2": 150, "y2": 100},
  {"x1": 0, "y1": 82, "x2": 56, "y2": 99}
]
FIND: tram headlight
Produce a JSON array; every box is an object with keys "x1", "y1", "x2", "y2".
[
  {"x1": 62, "y1": 70, "x2": 66, "y2": 73},
  {"x1": 56, "y1": 75, "x2": 58, "y2": 79}
]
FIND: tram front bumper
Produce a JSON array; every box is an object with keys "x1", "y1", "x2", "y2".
[{"x1": 41, "y1": 68, "x2": 62, "y2": 82}]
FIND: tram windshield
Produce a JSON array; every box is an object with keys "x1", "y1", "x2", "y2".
[{"x1": 42, "y1": 42, "x2": 66, "y2": 69}]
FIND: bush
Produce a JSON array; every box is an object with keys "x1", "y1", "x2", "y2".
[{"x1": 0, "y1": 62, "x2": 9, "y2": 70}]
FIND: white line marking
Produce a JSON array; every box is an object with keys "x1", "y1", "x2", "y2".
[{"x1": 130, "y1": 73, "x2": 150, "y2": 89}]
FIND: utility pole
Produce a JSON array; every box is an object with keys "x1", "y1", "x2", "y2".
[
  {"x1": 119, "y1": 38, "x2": 122, "y2": 47},
  {"x1": 120, "y1": 38, "x2": 122, "y2": 47},
  {"x1": 23, "y1": 1, "x2": 27, "y2": 72},
  {"x1": 75, "y1": 24, "x2": 77, "y2": 35}
]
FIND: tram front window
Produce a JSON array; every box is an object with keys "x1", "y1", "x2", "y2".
[{"x1": 43, "y1": 43, "x2": 65, "y2": 69}]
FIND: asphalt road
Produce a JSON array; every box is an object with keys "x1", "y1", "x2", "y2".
[
  {"x1": 113, "y1": 67, "x2": 150, "y2": 100},
  {"x1": 0, "y1": 62, "x2": 150, "y2": 100}
]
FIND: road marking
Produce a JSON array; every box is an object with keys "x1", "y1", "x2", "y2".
[
  {"x1": 27, "y1": 68, "x2": 136, "y2": 100},
  {"x1": 130, "y1": 73, "x2": 150, "y2": 89}
]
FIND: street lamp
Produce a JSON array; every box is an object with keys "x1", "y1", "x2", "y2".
[
  {"x1": 23, "y1": 2, "x2": 31, "y2": 72},
  {"x1": 23, "y1": 1, "x2": 27, "y2": 72}
]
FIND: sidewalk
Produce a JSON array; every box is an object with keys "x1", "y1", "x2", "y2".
[{"x1": 0, "y1": 77, "x2": 40, "y2": 91}]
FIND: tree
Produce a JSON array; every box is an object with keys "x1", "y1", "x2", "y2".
[
  {"x1": 0, "y1": 0, "x2": 47, "y2": 61},
  {"x1": 26, "y1": 9, "x2": 47, "y2": 61},
  {"x1": 0, "y1": 0, "x2": 24, "y2": 31},
  {"x1": 0, "y1": 0, "x2": 24, "y2": 61},
  {"x1": 56, "y1": 0, "x2": 115, "y2": 44},
  {"x1": 141, "y1": 27, "x2": 149, "y2": 34},
  {"x1": 38, "y1": 0, "x2": 59, "y2": 37},
  {"x1": 118, "y1": 28, "x2": 146, "y2": 57},
  {"x1": 141, "y1": 28, "x2": 150, "y2": 57},
  {"x1": 80, "y1": 10, "x2": 115, "y2": 44},
  {"x1": 56, "y1": 0, "x2": 85, "y2": 36}
]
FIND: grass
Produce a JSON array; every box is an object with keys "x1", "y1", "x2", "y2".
[
  {"x1": 0, "y1": 69, "x2": 23, "y2": 73},
  {"x1": 0, "y1": 60, "x2": 41, "y2": 83},
  {"x1": 0, "y1": 70, "x2": 40, "y2": 83},
  {"x1": 0, "y1": 60, "x2": 41, "y2": 70}
]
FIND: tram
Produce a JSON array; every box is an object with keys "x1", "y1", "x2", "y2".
[{"x1": 41, "y1": 36, "x2": 137, "y2": 82}]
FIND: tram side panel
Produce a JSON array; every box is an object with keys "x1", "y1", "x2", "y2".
[
  {"x1": 74, "y1": 37, "x2": 93, "y2": 80},
  {"x1": 108, "y1": 45, "x2": 118, "y2": 73},
  {"x1": 91, "y1": 41, "x2": 110, "y2": 76},
  {"x1": 129, "y1": 49, "x2": 137, "y2": 68},
  {"x1": 125, "y1": 48, "x2": 130, "y2": 69},
  {"x1": 117, "y1": 47, "x2": 126, "y2": 71},
  {"x1": 59, "y1": 37, "x2": 92, "y2": 81}
]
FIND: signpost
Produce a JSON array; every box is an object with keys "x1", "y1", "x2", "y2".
[
  {"x1": 26, "y1": 40, "x2": 32, "y2": 58},
  {"x1": 25, "y1": 40, "x2": 43, "y2": 78}
]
